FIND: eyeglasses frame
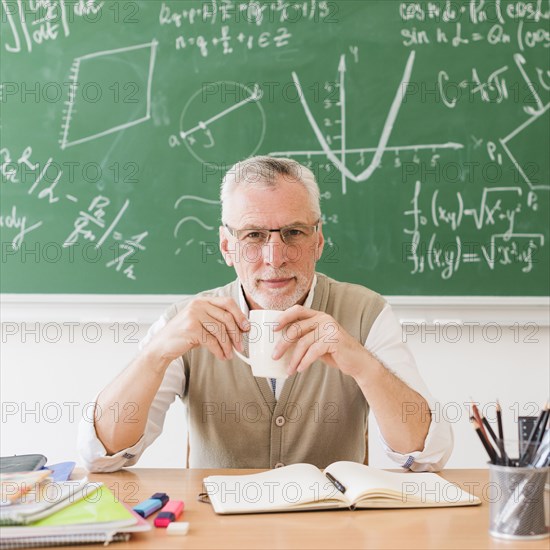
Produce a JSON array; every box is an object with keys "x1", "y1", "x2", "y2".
[{"x1": 223, "y1": 219, "x2": 321, "y2": 246}]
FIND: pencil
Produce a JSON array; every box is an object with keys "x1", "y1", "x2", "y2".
[
  {"x1": 482, "y1": 416, "x2": 498, "y2": 443},
  {"x1": 482, "y1": 417, "x2": 504, "y2": 465},
  {"x1": 495, "y1": 400, "x2": 511, "y2": 466},
  {"x1": 471, "y1": 417, "x2": 498, "y2": 464},
  {"x1": 496, "y1": 400, "x2": 505, "y2": 442},
  {"x1": 471, "y1": 402, "x2": 489, "y2": 441}
]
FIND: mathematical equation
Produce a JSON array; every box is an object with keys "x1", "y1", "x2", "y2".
[
  {"x1": 159, "y1": 0, "x2": 332, "y2": 56},
  {"x1": 64, "y1": 195, "x2": 148, "y2": 281},
  {"x1": 2, "y1": 0, "x2": 106, "y2": 54},
  {"x1": 437, "y1": 55, "x2": 549, "y2": 114},
  {"x1": 400, "y1": 1, "x2": 550, "y2": 24},
  {"x1": 1, "y1": 143, "x2": 148, "y2": 281},
  {"x1": 403, "y1": 181, "x2": 545, "y2": 279},
  {"x1": 159, "y1": 0, "x2": 334, "y2": 27},
  {"x1": 173, "y1": 24, "x2": 291, "y2": 57},
  {"x1": 399, "y1": 1, "x2": 550, "y2": 50}
]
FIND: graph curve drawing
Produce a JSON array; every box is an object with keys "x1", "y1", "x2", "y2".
[{"x1": 272, "y1": 50, "x2": 464, "y2": 194}]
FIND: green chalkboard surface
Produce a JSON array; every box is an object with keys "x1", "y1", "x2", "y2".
[{"x1": 1, "y1": 0, "x2": 549, "y2": 295}]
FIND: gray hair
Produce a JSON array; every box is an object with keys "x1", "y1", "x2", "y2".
[{"x1": 220, "y1": 156, "x2": 321, "y2": 223}]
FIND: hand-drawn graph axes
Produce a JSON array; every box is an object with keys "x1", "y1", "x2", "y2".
[
  {"x1": 271, "y1": 51, "x2": 464, "y2": 194},
  {"x1": 59, "y1": 40, "x2": 158, "y2": 150}
]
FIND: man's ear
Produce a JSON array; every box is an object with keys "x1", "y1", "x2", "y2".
[
  {"x1": 219, "y1": 225, "x2": 234, "y2": 266},
  {"x1": 315, "y1": 223, "x2": 325, "y2": 262}
]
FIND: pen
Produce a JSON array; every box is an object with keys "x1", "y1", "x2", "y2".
[{"x1": 325, "y1": 472, "x2": 346, "y2": 493}]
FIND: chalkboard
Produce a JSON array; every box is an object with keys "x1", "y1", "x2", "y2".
[{"x1": 1, "y1": 0, "x2": 549, "y2": 296}]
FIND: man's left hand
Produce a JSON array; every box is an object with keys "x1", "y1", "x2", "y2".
[{"x1": 272, "y1": 305, "x2": 369, "y2": 378}]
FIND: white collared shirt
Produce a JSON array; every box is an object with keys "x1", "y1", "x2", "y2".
[{"x1": 78, "y1": 277, "x2": 453, "y2": 473}]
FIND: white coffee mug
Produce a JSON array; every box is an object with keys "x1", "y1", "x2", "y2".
[{"x1": 233, "y1": 310, "x2": 293, "y2": 379}]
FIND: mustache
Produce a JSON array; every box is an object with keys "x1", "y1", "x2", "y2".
[{"x1": 256, "y1": 271, "x2": 297, "y2": 281}]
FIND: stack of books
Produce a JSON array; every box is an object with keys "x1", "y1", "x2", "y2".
[{"x1": 0, "y1": 471, "x2": 150, "y2": 548}]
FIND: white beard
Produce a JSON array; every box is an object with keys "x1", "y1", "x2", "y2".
[{"x1": 245, "y1": 275, "x2": 311, "y2": 310}]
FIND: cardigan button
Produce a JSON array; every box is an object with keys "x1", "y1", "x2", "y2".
[
  {"x1": 274, "y1": 462, "x2": 285, "y2": 468},
  {"x1": 275, "y1": 415, "x2": 286, "y2": 427}
]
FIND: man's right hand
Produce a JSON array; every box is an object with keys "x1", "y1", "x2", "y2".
[{"x1": 144, "y1": 297, "x2": 250, "y2": 368}]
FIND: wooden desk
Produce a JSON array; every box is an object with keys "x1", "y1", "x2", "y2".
[{"x1": 76, "y1": 469, "x2": 548, "y2": 549}]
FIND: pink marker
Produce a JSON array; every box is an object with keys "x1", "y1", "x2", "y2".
[{"x1": 154, "y1": 500, "x2": 184, "y2": 528}]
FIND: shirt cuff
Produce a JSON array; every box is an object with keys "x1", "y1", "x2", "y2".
[
  {"x1": 77, "y1": 410, "x2": 146, "y2": 473},
  {"x1": 376, "y1": 407, "x2": 454, "y2": 472}
]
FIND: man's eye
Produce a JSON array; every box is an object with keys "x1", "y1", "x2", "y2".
[
  {"x1": 244, "y1": 231, "x2": 264, "y2": 240},
  {"x1": 286, "y1": 228, "x2": 305, "y2": 237}
]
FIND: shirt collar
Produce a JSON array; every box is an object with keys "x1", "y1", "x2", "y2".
[{"x1": 237, "y1": 274, "x2": 317, "y2": 315}]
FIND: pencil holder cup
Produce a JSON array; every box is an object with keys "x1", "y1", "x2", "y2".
[{"x1": 488, "y1": 463, "x2": 550, "y2": 540}]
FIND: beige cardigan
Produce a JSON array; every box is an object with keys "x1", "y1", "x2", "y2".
[{"x1": 163, "y1": 272, "x2": 385, "y2": 468}]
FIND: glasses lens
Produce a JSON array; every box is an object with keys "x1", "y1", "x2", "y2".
[
  {"x1": 237, "y1": 229, "x2": 269, "y2": 244},
  {"x1": 281, "y1": 225, "x2": 314, "y2": 244}
]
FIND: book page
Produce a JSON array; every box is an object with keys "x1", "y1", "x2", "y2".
[
  {"x1": 0, "y1": 479, "x2": 92, "y2": 525},
  {"x1": 204, "y1": 464, "x2": 349, "y2": 514},
  {"x1": 0, "y1": 470, "x2": 51, "y2": 504},
  {"x1": 324, "y1": 462, "x2": 480, "y2": 508}
]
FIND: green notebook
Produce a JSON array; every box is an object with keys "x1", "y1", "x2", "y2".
[
  {"x1": 0, "y1": 485, "x2": 144, "y2": 540},
  {"x1": 34, "y1": 485, "x2": 134, "y2": 528}
]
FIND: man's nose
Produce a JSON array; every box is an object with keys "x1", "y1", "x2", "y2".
[{"x1": 262, "y1": 233, "x2": 287, "y2": 267}]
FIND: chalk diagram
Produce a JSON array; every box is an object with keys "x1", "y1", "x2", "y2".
[
  {"x1": 499, "y1": 104, "x2": 550, "y2": 193},
  {"x1": 494, "y1": 53, "x2": 549, "y2": 193},
  {"x1": 174, "y1": 82, "x2": 265, "y2": 166},
  {"x1": 270, "y1": 51, "x2": 464, "y2": 195},
  {"x1": 173, "y1": 195, "x2": 220, "y2": 257},
  {"x1": 60, "y1": 40, "x2": 158, "y2": 149}
]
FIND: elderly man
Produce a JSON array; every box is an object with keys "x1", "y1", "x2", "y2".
[{"x1": 79, "y1": 156, "x2": 452, "y2": 472}]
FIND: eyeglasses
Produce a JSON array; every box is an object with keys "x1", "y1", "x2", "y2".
[{"x1": 224, "y1": 220, "x2": 320, "y2": 246}]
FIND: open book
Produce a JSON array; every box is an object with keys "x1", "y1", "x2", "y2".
[{"x1": 203, "y1": 461, "x2": 481, "y2": 514}]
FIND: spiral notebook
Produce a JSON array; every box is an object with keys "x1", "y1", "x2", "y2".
[
  {"x1": 0, "y1": 485, "x2": 150, "y2": 548},
  {"x1": 1, "y1": 478, "x2": 92, "y2": 526}
]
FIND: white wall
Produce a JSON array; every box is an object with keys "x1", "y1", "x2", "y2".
[{"x1": 1, "y1": 300, "x2": 548, "y2": 470}]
